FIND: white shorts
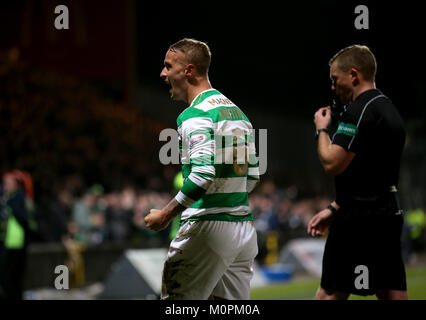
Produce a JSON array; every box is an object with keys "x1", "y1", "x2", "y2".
[{"x1": 161, "y1": 219, "x2": 258, "y2": 300}]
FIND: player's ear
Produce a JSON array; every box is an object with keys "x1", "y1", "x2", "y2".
[{"x1": 185, "y1": 64, "x2": 196, "y2": 78}]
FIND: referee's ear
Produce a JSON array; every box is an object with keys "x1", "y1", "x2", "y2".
[{"x1": 350, "y1": 68, "x2": 361, "y2": 86}]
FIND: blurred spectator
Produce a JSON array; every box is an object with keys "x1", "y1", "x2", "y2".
[
  {"x1": 104, "y1": 192, "x2": 129, "y2": 242},
  {"x1": 69, "y1": 185, "x2": 105, "y2": 245},
  {"x1": 103, "y1": 187, "x2": 136, "y2": 243},
  {"x1": 252, "y1": 194, "x2": 279, "y2": 233},
  {"x1": 63, "y1": 182, "x2": 174, "y2": 246},
  {"x1": 404, "y1": 208, "x2": 426, "y2": 263},
  {"x1": 0, "y1": 170, "x2": 35, "y2": 299},
  {"x1": 248, "y1": 179, "x2": 334, "y2": 265},
  {"x1": 36, "y1": 187, "x2": 70, "y2": 242}
]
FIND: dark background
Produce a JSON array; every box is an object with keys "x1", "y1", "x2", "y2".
[
  {"x1": 136, "y1": 1, "x2": 425, "y2": 119},
  {"x1": 2, "y1": 1, "x2": 424, "y2": 118}
]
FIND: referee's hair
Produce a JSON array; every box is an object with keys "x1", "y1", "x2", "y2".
[
  {"x1": 329, "y1": 45, "x2": 377, "y2": 81},
  {"x1": 169, "y1": 38, "x2": 212, "y2": 77}
]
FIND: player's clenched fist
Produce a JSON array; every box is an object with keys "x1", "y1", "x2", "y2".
[{"x1": 144, "y1": 209, "x2": 169, "y2": 231}]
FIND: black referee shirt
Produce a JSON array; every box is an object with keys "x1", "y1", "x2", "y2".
[{"x1": 331, "y1": 89, "x2": 406, "y2": 206}]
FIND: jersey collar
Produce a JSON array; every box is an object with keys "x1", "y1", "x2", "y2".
[{"x1": 189, "y1": 88, "x2": 219, "y2": 107}]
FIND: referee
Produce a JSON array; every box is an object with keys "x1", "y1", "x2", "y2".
[{"x1": 308, "y1": 45, "x2": 408, "y2": 300}]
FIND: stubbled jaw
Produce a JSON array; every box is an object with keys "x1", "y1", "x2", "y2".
[{"x1": 164, "y1": 78, "x2": 173, "y2": 97}]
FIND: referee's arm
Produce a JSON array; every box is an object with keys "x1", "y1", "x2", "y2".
[{"x1": 315, "y1": 107, "x2": 355, "y2": 176}]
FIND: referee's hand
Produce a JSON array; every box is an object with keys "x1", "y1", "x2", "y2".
[
  {"x1": 307, "y1": 208, "x2": 333, "y2": 237},
  {"x1": 314, "y1": 106, "x2": 331, "y2": 130}
]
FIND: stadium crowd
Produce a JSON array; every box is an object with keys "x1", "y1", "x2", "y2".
[
  {"x1": 29, "y1": 173, "x2": 333, "y2": 250},
  {"x1": 0, "y1": 167, "x2": 333, "y2": 250},
  {"x1": 14, "y1": 172, "x2": 420, "y2": 266}
]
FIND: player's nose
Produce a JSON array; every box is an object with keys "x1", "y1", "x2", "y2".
[{"x1": 160, "y1": 68, "x2": 167, "y2": 80}]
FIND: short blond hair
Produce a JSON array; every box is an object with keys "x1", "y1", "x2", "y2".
[
  {"x1": 329, "y1": 45, "x2": 377, "y2": 81},
  {"x1": 169, "y1": 38, "x2": 211, "y2": 76}
]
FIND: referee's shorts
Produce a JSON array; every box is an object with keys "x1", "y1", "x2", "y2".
[{"x1": 320, "y1": 192, "x2": 407, "y2": 296}]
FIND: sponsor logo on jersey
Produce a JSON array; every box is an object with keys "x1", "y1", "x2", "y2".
[
  {"x1": 189, "y1": 133, "x2": 207, "y2": 148},
  {"x1": 337, "y1": 122, "x2": 358, "y2": 136}
]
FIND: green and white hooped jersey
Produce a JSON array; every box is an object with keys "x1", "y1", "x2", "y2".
[{"x1": 175, "y1": 89, "x2": 260, "y2": 223}]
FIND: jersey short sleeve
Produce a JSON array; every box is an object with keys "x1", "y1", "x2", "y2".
[
  {"x1": 332, "y1": 104, "x2": 376, "y2": 154},
  {"x1": 332, "y1": 93, "x2": 385, "y2": 153},
  {"x1": 331, "y1": 111, "x2": 361, "y2": 153}
]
